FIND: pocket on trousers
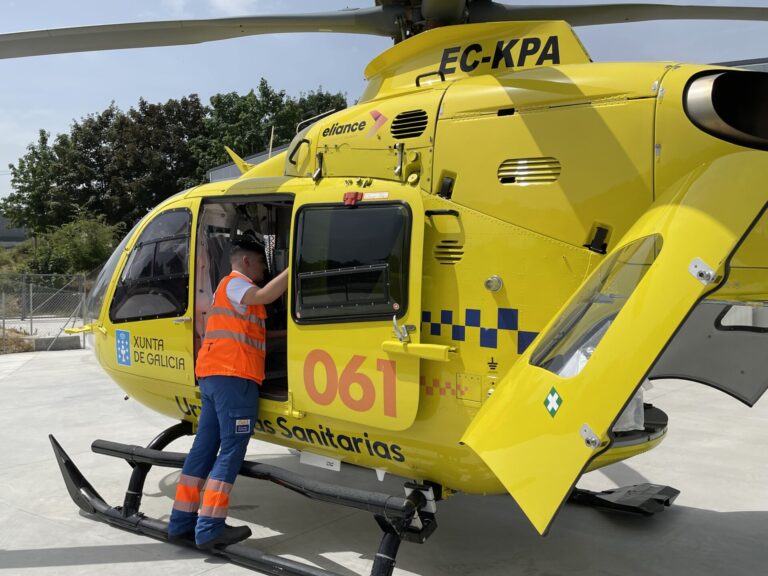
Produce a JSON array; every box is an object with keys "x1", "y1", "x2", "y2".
[{"x1": 228, "y1": 408, "x2": 256, "y2": 437}]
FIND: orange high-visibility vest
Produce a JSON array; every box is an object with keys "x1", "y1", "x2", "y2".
[{"x1": 195, "y1": 272, "x2": 267, "y2": 383}]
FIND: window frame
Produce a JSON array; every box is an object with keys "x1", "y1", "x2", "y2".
[
  {"x1": 530, "y1": 234, "x2": 663, "y2": 376},
  {"x1": 109, "y1": 207, "x2": 192, "y2": 323},
  {"x1": 291, "y1": 201, "x2": 412, "y2": 325}
]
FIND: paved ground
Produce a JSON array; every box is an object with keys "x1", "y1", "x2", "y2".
[{"x1": 0, "y1": 350, "x2": 766, "y2": 575}]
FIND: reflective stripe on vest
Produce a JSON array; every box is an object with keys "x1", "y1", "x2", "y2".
[
  {"x1": 195, "y1": 273, "x2": 267, "y2": 383},
  {"x1": 208, "y1": 306, "x2": 266, "y2": 327},
  {"x1": 204, "y1": 330, "x2": 266, "y2": 351}
]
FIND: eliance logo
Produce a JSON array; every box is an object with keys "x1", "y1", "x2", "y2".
[{"x1": 367, "y1": 110, "x2": 388, "y2": 137}]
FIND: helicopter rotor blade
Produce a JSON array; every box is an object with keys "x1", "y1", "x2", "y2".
[
  {"x1": 714, "y1": 57, "x2": 768, "y2": 68},
  {"x1": 471, "y1": 2, "x2": 768, "y2": 27},
  {"x1": 2, "y1": 2, "x2": 768, "y2": 60},
  {"x1": 0, "y1": 7, "x2": 401, "y2": 60},
  {"x1": 420, "y1": 0, "x2": 469, "y2": 21}
]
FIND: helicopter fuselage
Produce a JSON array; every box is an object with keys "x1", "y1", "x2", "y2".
[{"x1": 85, "y1": 21, "x2": 768, "y2": 531}]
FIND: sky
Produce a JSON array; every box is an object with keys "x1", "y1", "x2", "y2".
[{"x1": 2, "y1": 0, "x2": 768, "y2": 199}]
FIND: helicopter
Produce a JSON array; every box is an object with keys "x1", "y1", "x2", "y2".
[{"x1": 3, "y1": 1, "x2": 768, "y2": 575}]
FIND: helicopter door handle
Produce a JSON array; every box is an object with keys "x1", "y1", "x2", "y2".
[
  {"x1": 382, "y1": 341, "x2": 453, "y2": 362},
  {"x1": 415, "y1": 70, "x2": 446, "y2": 87},
  {"x1": 425, "y1": 210, "x2": 460, "y2": 218},
  {"x1": 394, "y1": 143, "x2": 405, "y2": 177},
  {"x1": 288, "y1": 138, "x2": 310, "y2": 165},
  {"x1": 392, "y1": 315, "x2": 414, "y2": 343},
  {"x1": 173, "y1": 317, "x2": 192, "y2": 324},
  {"x1": 313, "y1": 152, "x2": 324, "y2": 182}
]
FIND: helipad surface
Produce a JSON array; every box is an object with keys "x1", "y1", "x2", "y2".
[{"x1": 0, "y1": 350, "x2": 765, "y2": 575}]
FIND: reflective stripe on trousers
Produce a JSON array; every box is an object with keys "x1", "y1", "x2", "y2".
[
  {"x1": 166, "y1": 375, "x2": 259, "y2": 545},
  {"x1": 199, "y1": 478, "x2": 234, "y2": 518},
  {"x1": 172, "y1": 473, "x2": 205, "y2": 513}
]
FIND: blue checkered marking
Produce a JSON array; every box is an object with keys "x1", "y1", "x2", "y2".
[
  {"x1": 498, "y1": 308, "x2": 518, "y2": 330},
  {"x1": 422, "y1": 307, "x2": 538, "y2": 351},
  {"x1": 518, "y1": 331, "x2": 538, "y2": 354},
  {"x1": 465, "y1": 309, "x2": 481, "y2": 327},
  {"x1": 480, "y1": 328, "x2": 497, "y2": 349}
]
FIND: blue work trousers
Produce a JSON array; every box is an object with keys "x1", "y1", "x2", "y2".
[{"x1": 168, "y1": 375, "x2": 259, "y2": 545}]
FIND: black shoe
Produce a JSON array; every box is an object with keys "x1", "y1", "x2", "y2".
[
  {"x1": 167, "y1": 530, "x2": 195, "y2": 544},
  {"x1": 196, "y1": 524, "x2": 252, "y2": 550}
]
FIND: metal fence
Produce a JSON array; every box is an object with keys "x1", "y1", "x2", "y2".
[{"x1": 0, "y1": 273, "x2": 87, "y2": 353}]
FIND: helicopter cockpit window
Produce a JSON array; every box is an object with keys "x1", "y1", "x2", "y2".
[
  {"x1": 109, "y1": 208, "x2": 192, "y2": 323},
  {"x1": 86, "y1": 215, "x2": 149, "y2": 324},
  {"x1": 531, "y1": 234, "x2": 663, "y2": 377},
  {"x1": 294, "y1": 203, "x2": 410, "y2": 323}
]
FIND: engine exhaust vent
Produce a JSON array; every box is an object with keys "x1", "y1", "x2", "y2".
[
  {"x1": 391, "y1": 110, "x2": 428, "y2": 139},
  {"x1": 497, "y1": 157, "x2": 561, "y2": 185},
  {"x1": 434, "y1": 240, "x2": 464, "y2": 264},
  {"x1": 685, "y1": 70, "x2": 768, "y2": 151}
]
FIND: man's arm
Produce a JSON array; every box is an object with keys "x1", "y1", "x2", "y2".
[{"x1": 241, "y1": 268, "x2": 289, "y2": 305}]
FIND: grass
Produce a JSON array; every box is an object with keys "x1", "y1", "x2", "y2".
[{"x1": 0, "y1": 327, "x2": 34, "y2": 354}]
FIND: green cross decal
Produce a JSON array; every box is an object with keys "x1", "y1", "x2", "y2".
[{"x1": 545, "y1": 387, "x2": 562, "y2": 417}]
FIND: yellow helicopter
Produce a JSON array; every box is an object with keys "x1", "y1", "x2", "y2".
[{"x1": 3, "y1": 1, "x2": 768, "y2": 574}]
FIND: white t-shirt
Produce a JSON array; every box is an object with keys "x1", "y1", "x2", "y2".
[{"x1": 223, "y1": 271, "x2": 254, "y2": 315}]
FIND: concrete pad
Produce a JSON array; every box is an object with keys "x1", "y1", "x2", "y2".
[{"x1": 0, "y1": 350, "x2": 766, "y2": 575}]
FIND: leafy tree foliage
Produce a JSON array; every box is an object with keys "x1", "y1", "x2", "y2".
[
  {"x1": 2, "y1": 130, "x2": 60, "y2": 235},
  {"x1": 194, "y1": 79, "x2": 346, "y2": 173},
  {"x1": 22, "y1": 215, "x2": 122, "y2": 274},
  {"x1": 2, "y1": 80, "x2": 346, "y2": 234}
]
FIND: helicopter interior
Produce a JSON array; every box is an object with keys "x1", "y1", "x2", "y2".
[{"x1": 196, "y1": 196, "x2": 293, "y2": 401}]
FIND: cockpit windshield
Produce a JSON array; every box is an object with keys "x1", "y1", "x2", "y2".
[{"x1": 85, "y1": 215, "x2": 148, "y2": 324}]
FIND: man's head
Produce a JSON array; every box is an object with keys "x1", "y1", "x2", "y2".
[{"x1": 230, "y1": 238, "x2": 267, "y2": 284}]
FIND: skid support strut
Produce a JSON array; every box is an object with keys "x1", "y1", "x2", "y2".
[
  {"x1": 50, "y1": 423, "x2": 439, "y2": 576},
  {"x1": 371, "y1": 482, "x2": 438, "y2": 576},
  {"x1": 121, "y1": 421, "x2": 192, "y2": 516}
]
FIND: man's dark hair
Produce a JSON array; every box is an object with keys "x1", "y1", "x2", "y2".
[{"x1": 230, "y1": 238, "x2": 266, "y2": 262}]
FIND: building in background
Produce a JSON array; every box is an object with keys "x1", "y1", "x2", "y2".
[
  {"x1": 207, "y1": 145, "x2": 290, "y2": 183},
  {"x1": 0, "y1": 215, "x2": 26, "y2": 248}
]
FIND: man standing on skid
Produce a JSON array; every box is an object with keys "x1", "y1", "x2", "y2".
[{"x1": 168, "y1": 238, "x2": 289, "y2": 549}]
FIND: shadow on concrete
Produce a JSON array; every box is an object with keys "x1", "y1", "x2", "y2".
[
  {"x1": 0, "y1": 542, "x2": 207, "y2": 570},
  {"x1": 106, "y1": 452, "x2": 768, "y2": 576},
  {"x1": 597, "y1": 461, "x2": 651, "y2": 486}
]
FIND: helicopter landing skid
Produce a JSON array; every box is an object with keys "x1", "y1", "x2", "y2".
[
  {"x1": 49, "y1": 424, "x2": 437, "y2": 576},
  {"x1": 570, "y1": 483, "x2": 680, "y2": 516}
]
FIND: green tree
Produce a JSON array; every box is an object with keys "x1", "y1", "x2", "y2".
[
  {"x1": 275, "y1": 86, "x2": 348, "y2": 143},
  {"x1": 2, "y1": 81, "x2": 347, "y2": 233},
  {"x1": 53, "y1": 104, "x2": 123, "y2": 224},
  {"x1": 24, "y1": 215, "x2": 122, "y2": 274},
  {"x1": 2, "y1": 130, "x2": 62, "y2": 234},
  {"x1": 194, "y1": 79, "x2": 347, "y2": 170},
  {"x1": 110, "y1": 95, "x2": 208, "y2": 224}
]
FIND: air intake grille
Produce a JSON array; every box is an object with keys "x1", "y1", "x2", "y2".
[
  {"x1": 497, "y1": 157, "x2": 561, "y2": 185},
  {"x1": 391, "y1": 110, "x2": 428, "y2": 139},
  {"x1": 434, "y1": 240, "x2": 464, "y2": 265}
]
